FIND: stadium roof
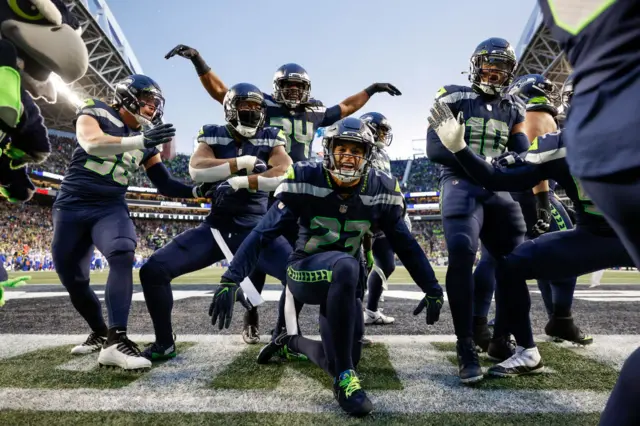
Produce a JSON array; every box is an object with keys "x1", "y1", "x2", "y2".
[
  {"x1": 36, "y1": 0, "x2": 138, "y2": 132},
  {"x1": 514, "y1": 4, "x2": 572, "y2": 87}
]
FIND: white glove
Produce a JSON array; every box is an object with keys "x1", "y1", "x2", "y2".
[
  {"x1": 427, "y1": 101, "x2": 466, "y2": 153},
  {"x1": 236, "y1": 155, "x2": 258, "y2": 172}
]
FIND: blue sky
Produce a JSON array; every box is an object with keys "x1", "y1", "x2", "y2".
[{"x1": 107, "y1": 0, "x2": 536, "y2": 159}]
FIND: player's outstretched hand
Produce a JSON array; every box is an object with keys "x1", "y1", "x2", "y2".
[
  {"x1": 165, "y1": 44, "x2": 199, "y2": 60},
  {"x1": 142, "y1": 123, "x2": 176, "y2": 148},
  {"x1": 413, "y1": 292, "x2": 444, "y2": 325},
  {"x1": 367, "y1": 83, "x2": 402, "y2": 96},
  {"x1": 208, "y1": 279, "x2": 253, "y2": 330},
  {"x1": 428, "y1": 101, "x2": 465, "y2": 153}
]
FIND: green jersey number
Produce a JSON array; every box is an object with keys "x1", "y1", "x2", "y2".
[
  {"x1": 84, "y1": 150, "x2": 144, "y2": 186},
  {"x1": 270, "y1": 117, "x2": 314, "y2": 157},
  {"x1": 466, "y1": 117, "x2": 509, "y2": 157},
  {"x1": 573, "y1": 177, "x2": 602, "y2": 216},
  {"x1": 304, "y1": 216, "x2": 372, "y2": 256}
]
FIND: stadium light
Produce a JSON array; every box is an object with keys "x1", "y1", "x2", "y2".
[{"x1": 49, "y1": 73, "x2": 84, "y2": 108}]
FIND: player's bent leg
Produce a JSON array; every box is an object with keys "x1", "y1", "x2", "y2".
[
  {"x1": 140, "y1": 224, "x2": 226, "y2": 361},
  {"x1": 287, "y1": 252, "x2": 372, "y2": 416},
  {"x1": 52, "y1": 208, "x2": 107, "y2": 354},
  {"x1": 580, "y1": 170, "x2": 640, "y2": 268},
  {"x1": 599, "y1": 346, "x2": 640, "y2": 426}
]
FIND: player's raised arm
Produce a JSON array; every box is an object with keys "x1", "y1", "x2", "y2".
[
  {"x1": 165, "y1": 44, "x2": 227, "y2": 104},
  {"x1": 76, "y1": 114, "x2": 175, "y2": 156},
  {"x1": 334, "y1": 83, "x2": 402, "y2": 118}
]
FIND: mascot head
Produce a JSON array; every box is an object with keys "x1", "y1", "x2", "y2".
[{"x1": 0, "y1": 0, "x2": 89, "y2": 103}]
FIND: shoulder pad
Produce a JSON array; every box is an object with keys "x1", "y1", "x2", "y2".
[
  {"x1": 257, "y1": 127, "x2": 287, "y2": 147},
  {"x1": 435, "y1": 85, "x2": 477, "y2": 104},
  {"x1": 307, "y1": 98, "x2": 324, "y2": 107},
  {"x1": 77, "y1": 98, "x2": 123, "y2": 127},
  {"x1": 275, "y1": 162, "x2": 332, "y2": 199},
  {"x1": 524, "y1": 131, "x2": 566, "y2": 164},
  {"x1": 361, "y1": 169, "x2": 404, "y2": 208},
  {"x1": 196, "y1": 125, "x2": 229, "y2": 145},
  {"x1": 369, "y1": 168, "x2": 401, "y2": 193}
]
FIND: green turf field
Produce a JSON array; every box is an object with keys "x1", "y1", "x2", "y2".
[{"x1": 8, "y1": 266, "x2": 639, "y2": 285}]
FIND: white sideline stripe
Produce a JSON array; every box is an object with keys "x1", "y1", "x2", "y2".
[
  {"x1": 5, "y1": 289, "x2": 640, "y2": 303},
  {"x1": 0, "y1": 334, "x2": 637, "y2": 414}
]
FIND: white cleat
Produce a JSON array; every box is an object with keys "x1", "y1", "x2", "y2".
[
  {"x1": 488, "y1": 346, "x2": 544, "y2": 377},
  {"x1": 71, "y1": 332, "x2": 106, "y2": 355},
  {"x1": 97, "y1": 335, "x2": 152, "y2": 371},
  {"x1": 364, "y1": 308, "x2": 395, "y2": 325}
]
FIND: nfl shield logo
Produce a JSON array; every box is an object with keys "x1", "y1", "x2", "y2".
[{"x1": 339, "y1": 205, "x2": 348, "y2": 213}]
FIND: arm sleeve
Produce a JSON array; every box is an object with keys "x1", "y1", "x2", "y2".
[
  {"x1": 319, "y1": 104, "x2": 343, "y2": 126},
  {"x1": 379, "y1": 206, "x2": 441, "y2": 295},
  {"x1": 221, "y1": 201, "x2": 298, "y2": 283},
  {"x1": 145, "y1": 162, "x2": 197, "y2": 198},
  {"x1": 506, "y1": 132, "x2": 531, "y2": 154},
  {"x1": 426, "y1": 127, "x2": 460, "y2": 167},
  {"x1": 453, "y1": 147, "x2": 548, "y2": 191}
]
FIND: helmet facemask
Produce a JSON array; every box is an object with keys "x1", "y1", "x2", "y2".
[
  {"x1": 323, "y1": 137, "x2": 372, "y2": 184},
  {"x1": 121, "y1": 88, "x2": 165, "y2": 127},
  {"x1": 274, "y1": 76, "x2": 311, "y2": 108},
  {"x1": 471, "y1": 53, "x2": 516, "y2": 96},
  {"x1": 225, "y1": 96, "x2": 265, "y2": 138}
]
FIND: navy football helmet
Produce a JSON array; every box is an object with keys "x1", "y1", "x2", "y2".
[
  {"x1": 223, "y1": 83, "x2": 266, "y2": 137},
  {"x1": 322, "y1": 117, "x2": 376, "y2": 184},
  {"x1": 505, "y1": 74, "x2": 560, "y2": 116},
  {"x1": 360, "y1": 112, "x2": 393, "y2": 149},
  {"x1": 469, "y1": 38, "x2": 517, "y2": 96},
  {"x1": 272, "y1": 63, "x2": 311, "y2": 108},
  {"x1": 114, "y1": 74, "x2": 165, "y2": 126}
]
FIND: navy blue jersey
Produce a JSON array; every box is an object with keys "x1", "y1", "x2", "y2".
[
  {"x1": 428, "y1": 85, "x2": 526, "y2": 180},
  {"x1": 263, "y1": 93, "x2": 341, "y2": 163},
  {"x1": 55, "y1": 99, "x2": 158, "y2": 209},
  {"x1": 452, "y1": 131, "x2": 612, "y2": 235},
  {"x1": 197, "y1": 124, "x2": 286, "y2": 230}
]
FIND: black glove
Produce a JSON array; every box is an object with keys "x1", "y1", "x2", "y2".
[
  {"x1": 142, "y1": 123, "x2": 176, "y2": 148},
  {"x1": 208, "y1": 278, "x2": 253, "y2": 330},
  {"x1": 413, "y1": 293, "x2": 444, "y2": 325},
  {"x1": 532, "y1": 191, "x2": 552, "y2": 237},
  {"x1": 165, "y1": 44, "x2": 210, "y2": 76},
  {"x1": 195, "y1": 181, "x2": 216, "y2": 198},
  {"x1": 492, "y1": 151, "x2": 525, "y2": 168},
  {"x1": 365, "y1": 83, "x2": 402, "y2": 97},
  {"x1": 252, "y1": 159, "x2": 268, "y2": 174},
  {"x1": 212, "y1": 180, "x2": 235, "y2": 206}
]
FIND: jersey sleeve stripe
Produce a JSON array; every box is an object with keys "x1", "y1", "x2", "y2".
[
  {"x1": 274, "y1": 182, "x2": 333, "y2": 198},
  {"x1": 359, "y1": 193, "x2": 404, "y2": 207},
  {"x1": 439, "y1": 91, "x2": 479, "y2": 104},
  {"x1": 199, "y1": 136, "x2": 234, "y2": 146},
  {"x1": 80, "y1": 108, "x2": 125, "y2": 128},
  {"x1": 523, "y1": 147, "x2": 567, "y2": 164}
]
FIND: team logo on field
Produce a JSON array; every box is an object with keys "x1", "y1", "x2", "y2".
[{"x1": 339, "y1": 205, "x2": 348, "y2": 213}]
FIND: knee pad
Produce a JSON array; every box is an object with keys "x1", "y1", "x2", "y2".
[
  {"x1": 447, "y1": 232, "x2": 477, "y2": 257},
  {"x1": 331, "y1": 256, "x2": 360, "y2": 289},
  {"x1": 139, "y1": 257, "x2": 171, "y2": 287},
  {"x1": 106, "y1": 238, "x2": 136, "y2": 267}
]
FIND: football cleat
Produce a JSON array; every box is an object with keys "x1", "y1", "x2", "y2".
[
  {"x1": 257, "y1": 331, "x2": 307, "y2": 364},
  {"x1": 98, "y1": 334, "x2": 151, "y2": 371},
  {"x1": 333, "y1": 369, "x2": 373, "y2": 416},
  {"x1": 360, "y1": 335, "x2": 373, "y2": 346},
  {"x1": 473, "y1": 317, "x2": 492, "y2": 352},
  {"x1": 364, "y1": 308, "x2": 395, "y2": 325},
  {"x1": 142, "y1": 340, "x2": 177, "y2": 362},
  {"x1": 456, "y1": 338, "x2": 484, "y2": 384},
  {"x1": 487, "y1": 335, "x2": 516, "y2": 362},
  {"x1": 242, "y1": 308, "x2": 260, "y2": 345},
  {"x1": 71, "y1": 331, "x2": 106, "y2": 355},
  {"x1": 488, "y1": 346, "x2": 544, "y2": 377},
  {"x1": 545, "y1": 316, "x2": 594, "y2": 346}
]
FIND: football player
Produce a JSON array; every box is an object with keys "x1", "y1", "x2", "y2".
[
  {"x1": 139, "y1": 83, "x2": 293, "y2": 361},
  {"x1": 165, "y1": 45, "x2": 401, "y2": 342},
  {"x1": 53, "y1": 74, "x2": 204, "y2": 370},
  {"x1": 430, "y1": 76, "x2": 634, "y2": 376},
  {"x1": 212, "y1": 117, "x2": 443, "y2": 416},
  {"x1": 426, "y1": 37, "x2": 531, "y2": 384},
  {"x1": 536, "y1": 3, "x2": 640, "y2": 423}
]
